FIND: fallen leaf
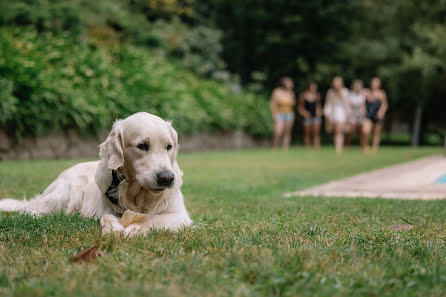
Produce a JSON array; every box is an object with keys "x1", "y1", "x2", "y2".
[
  {"x1": 392, "y1": 224, "x2": 414, "y2": 231},
  {"x1": 120, "y1": 210, "x2": 149, "y2": 227},
  {"x1": 72, "y1": 245, "x2": 106, "y2": 263}
]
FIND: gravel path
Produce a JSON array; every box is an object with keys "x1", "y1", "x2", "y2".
[{"x1": 285, "y1": 155, "x2": 446, "y2": 200}]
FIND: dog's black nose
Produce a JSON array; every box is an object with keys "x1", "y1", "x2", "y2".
[{"x1": 156, "y1": 171, "x2": 175, "y2": 187}]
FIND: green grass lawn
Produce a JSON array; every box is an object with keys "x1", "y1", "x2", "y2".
[{"x1": 1, "y1": 147, "x2": 445, "y2": 297}]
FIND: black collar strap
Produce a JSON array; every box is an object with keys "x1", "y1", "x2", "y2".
[{"x1": 105, "y1": 169, "x2": 125, "y2": 205}]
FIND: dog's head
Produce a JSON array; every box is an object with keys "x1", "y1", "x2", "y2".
[{"x1": 95, "y1": 112, "x2": 181, "y2": 196}]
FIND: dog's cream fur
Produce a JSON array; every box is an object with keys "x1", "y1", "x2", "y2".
[{"x1": 0, "y1": 112, "x2": 192, "y2": 236}]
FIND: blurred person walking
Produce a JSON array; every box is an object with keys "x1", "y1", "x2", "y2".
[
  {"x1": 270, "y1": 77, "x2": 296, "y2": 150},
  {"x1": 346, "y1": 79, "x2": 366, "y2": 149},
  {"x1": 323, "y1": 76, "x2": 350, "y2": 154},
  {"x1": 362, "y1": 77, "x2": 388, "y2": 152},
  {"x1": 298, "y1": 82, "x2": 322, "y2": 149}
]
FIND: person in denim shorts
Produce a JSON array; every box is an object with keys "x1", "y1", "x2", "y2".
[{"x1": 270, "y1": 77, "x2": 296, "y2": 150}]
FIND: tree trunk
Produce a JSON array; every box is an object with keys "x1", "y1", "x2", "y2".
[
  {"x1": 444, "y1": 131, "x2": 446, "y2": 156},
  {"x1": 411, "y1": 104, "x2": 423, "y2": 147}
]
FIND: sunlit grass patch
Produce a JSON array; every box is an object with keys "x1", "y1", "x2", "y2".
[{"x1": 0, "y1": 147, "x2": 445, "y2": 297}]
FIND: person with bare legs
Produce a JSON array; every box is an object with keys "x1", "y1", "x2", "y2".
[
  {"x1": 345, "y1": 79, "x2": 366, "y2": 149},
  {"x1": 298, "y1": 82, "x2": 322, "y2": 149},
  {"x1": 270, "y1": 77, "x2": 296, "y2": 150},
  {"x1": 362, "y1": 77, "x2": 388, "y2": 152},
  {"x1": 323, "y1": 76, "x2": 350, "y2": 154}
]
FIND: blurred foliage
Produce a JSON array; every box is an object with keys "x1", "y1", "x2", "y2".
[
  {"x1": 193, "y1": 0, "x2": 359, "y2": 90},
  {"x1": 148, "y1": 18, "x2": 226, "y2": 77},
  {"x1": 0, "y1": 0, "x2": 227, "y2": 78},
  {"x1": 0, "y1": 28, "x2": 271, "y2": 137},
  {"x1": 1, "y1": 0, "x2": 445, "y2": 142},
  {"x1": 339, "y1": 0, "x2": 446, "y2": 141},
  {"x1": 194, "y1": 0, "x2": 446, "y2": 142},
  {"x1": 0, "y1": 0, "x2": 269, "y2": 138},
  {"x1": 129, "y1": 0, "x2": 196, "y2": 21}
]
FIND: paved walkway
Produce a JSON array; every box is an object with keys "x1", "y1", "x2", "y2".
[{"x1": 285, "y1": 155, "x2": 446, "y2": 200}]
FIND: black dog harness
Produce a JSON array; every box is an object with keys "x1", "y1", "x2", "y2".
[{"x1": 105, "y1": 170, "x2": 125, "y2": 205}]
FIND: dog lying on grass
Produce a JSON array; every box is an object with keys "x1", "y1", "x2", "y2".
[{"x1": 0, "y1": 112, "x2": 192, "y2": 236}]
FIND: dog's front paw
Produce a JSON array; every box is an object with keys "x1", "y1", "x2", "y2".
[
  {"x1": 101, "y1": 214, "x2": 125, "y2": 235},
  {"x1": 102, "y1": 221, "x2": 125, "y2": 235},
  {"x1": 124, "y1": 223, "x2": 148, "y2": 237}
]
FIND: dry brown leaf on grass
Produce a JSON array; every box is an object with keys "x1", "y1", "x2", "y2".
[
  {"x1": 72, "y1": 210, "x2": 148, "y2": 263},
  {"x1": 119, "y1": 210, "x2": 149, "y2": 227},
  {"x1": 72, "y1": 245, "x2": 106, "y2": 263}
]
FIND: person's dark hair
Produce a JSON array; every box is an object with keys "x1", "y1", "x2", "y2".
[
  {"x1": 279, "y1": 76, "x2": 293, "y2": 87},
  {"x1": 351, "y1": 79, "x2": 363, "y2": 88},
  {"x1": 331, "y1": 76, "x2": 344, "y2": 89},
  {"x1": 307, "y1": 81, "x2": 317, "y2": 90},
  {"x1": 370, "y1": 77, "x2": 381, "y2": 89}
]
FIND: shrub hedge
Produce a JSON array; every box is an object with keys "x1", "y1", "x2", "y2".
[{"x1": 0, "y1": 27, "x2": 272, "y2": 138}]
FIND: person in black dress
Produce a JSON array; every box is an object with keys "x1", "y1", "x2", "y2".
[
  {"x1": 298, "y1": 82, "x2": 322, "y2": 149},
  {"x1": 362, "y1": 77, "x2": 388, "y2": 152}
]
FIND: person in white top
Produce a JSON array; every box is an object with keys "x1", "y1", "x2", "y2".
[
  {"x1": 323, "y1": 76, "x2": 351, "y2": 154},
  {"x1": 345, "y1": 80, "x2": 367, "y2": 149}
]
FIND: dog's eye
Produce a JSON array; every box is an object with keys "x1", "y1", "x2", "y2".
[
  {"x1": 166, "y1": 144, "x2": 173, "y2": 151},
  {"x1": 137, "y1": 143, "x2": 149, "y2": 151}
]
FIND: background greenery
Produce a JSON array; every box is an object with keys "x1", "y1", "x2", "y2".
[
  {"x1": 0, "y1": 0, "x2": 445, "y2": 143},
  {"x1": 1, "y1": 148, "x2": 445, "y2": 297},
  {"x1": 0, "y1": 0, "x2": 271, "y2": 138},
  {"x1": 197, "y1": 0, "x2": 446, "y2": 144}
]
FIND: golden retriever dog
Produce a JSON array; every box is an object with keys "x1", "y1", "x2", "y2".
[{"x1": 0, "y1": 112, "x2": 192, "y2": 236}]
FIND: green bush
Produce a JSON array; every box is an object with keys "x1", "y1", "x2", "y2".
[
  {"x1": 149, "y1": 18, "x2": 226, "y2": 77},
  {"x1": 0, "y1": 27, "x2": 272, "y2": 138},
  {"x1": 0, "y1": 0, "x2": 227, "y2": 79},
  {"x1": 0, "y1": 0, "x2": 85, "y2": 33}
]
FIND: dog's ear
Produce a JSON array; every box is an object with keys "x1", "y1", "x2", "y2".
[
  {"x1": 96, "y1": 120, "x2": 124, "y2": 194},
  {"x1": 99, "y1": 120, "x2": 124, "y2": 170},
  {"x1": 167, "y1": 121, "x2": 183, "y2": 180},
  {"x1": 167, "y1": 121, "x2": 179, "y2": 161}
]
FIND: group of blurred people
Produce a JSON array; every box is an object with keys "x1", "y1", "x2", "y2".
[{"x1": 270, "y1": 76, "x2": 388, "y2": 153}]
